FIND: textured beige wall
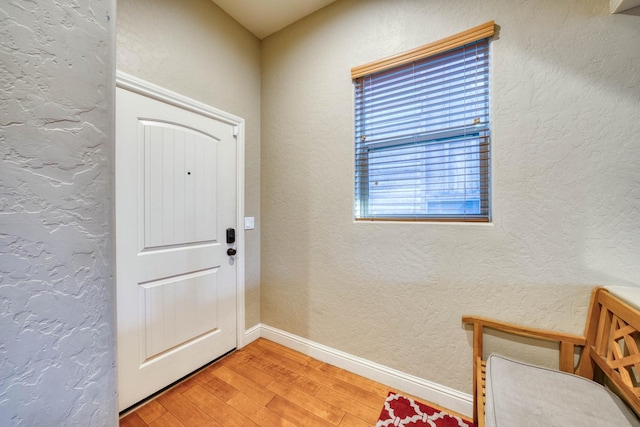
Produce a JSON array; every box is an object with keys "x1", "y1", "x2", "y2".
[
  {"x1": 261, "y1": 0, "x2": 640, "y2": 394},
  {"x1": 116, "y1": 0, "x2": 261, "y2": 328}
]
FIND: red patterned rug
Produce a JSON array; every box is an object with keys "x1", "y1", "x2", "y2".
[{"x1": 376, "y1": 392, "x2": 475, "y2": 427}]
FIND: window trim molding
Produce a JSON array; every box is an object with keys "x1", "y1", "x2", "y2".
[{"x1": 350, "y1": 21, "x2": 495, "y2": 80}]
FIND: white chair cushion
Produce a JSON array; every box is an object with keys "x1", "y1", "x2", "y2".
[{"x1": 485, "y1": 354, "x2": 640, "y2": 427}]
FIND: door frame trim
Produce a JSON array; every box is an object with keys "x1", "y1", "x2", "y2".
[{"x1": 115, "y1": 70, "x2": 246, "y2": 349}]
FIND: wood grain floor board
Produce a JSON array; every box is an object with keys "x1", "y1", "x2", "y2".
[
  {"x1": 120, "y1": 338, "x2": 471, "y2": 426},
  {"x1": 120, "y1": 412, "x2": 147, "y2": 427},
  {"x1": 339, "y1": 413, "x2": 375, "y2": 427},
  {"x1": 135, "y1": 399, "x2": 166, "y2": 425},
  {"x1": 258, "y1": 348, "x2": 312, "y2": 376},
  {"x1": 266, "y1": 395, "x2": 337, "y2": 427},
  {"x1": 316, "y1": 362, "x2": 391, "y2": 398},
  {"x1": 223, "y1": 353, "x2": 276, "y2": 387},
  {"x1": 242, "y1": 353, "x2": 322, "y2": 396},
  {"x1": 313, "y1": 387, "x2": 382, "y2": 425},
  {"x1": 197, "y1": 375, "x2": 241, "y2": 403},
  {"x1": 147, "y1": 412, "x2": 186, "y2": 427},
  {"x1": 155, "y1": 389, "x2": 223, "y2": 427},
  {"x1": 182, "y1": 384, "x2": 258, "y2": 427},
  {"x1": 226, "y1": 392, "x2": 298, "y2": 427},
  {"x1": 252, "y1": 339, "x2": 310, "y2": 363},
  {"x1": 267, "y1": 380, "x2": 346, "y2": 425},
  {"x1": 303, "y1": 368, "x2": 384, "y2": 410},
  {"x1": 211, "y1": 365, "x2": 276, "y2": 406}
]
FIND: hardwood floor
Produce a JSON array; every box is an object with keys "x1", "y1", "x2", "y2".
[{"x1": 120, "y1": 338, "x2": 470, "y2": 426}]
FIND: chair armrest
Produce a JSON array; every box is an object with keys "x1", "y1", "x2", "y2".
[
  {"x1": 462, "y1": 316, "x2": 586, "y2": 346},
  {"x1": 463, "y1": 315, "x2": 586, "y2": 374}
]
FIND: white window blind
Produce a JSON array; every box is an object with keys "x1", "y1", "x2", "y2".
[{"x1": 353, "y1": 25, "x2": 493, "y2": 222}]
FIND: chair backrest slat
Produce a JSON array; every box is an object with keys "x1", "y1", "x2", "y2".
[{"x1": 584, "y1": 288, "x2": 640, "y2": 416}]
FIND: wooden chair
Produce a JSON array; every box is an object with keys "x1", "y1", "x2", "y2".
[{"x1": 463, "y1": 287, "x2": 640, "y2": 427}]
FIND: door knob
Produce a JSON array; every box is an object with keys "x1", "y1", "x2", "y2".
[{"x1": 227, "y1": 248, "x2": 237, "y2": 256}]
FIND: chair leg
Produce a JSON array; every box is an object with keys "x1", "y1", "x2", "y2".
[
  {"x1": 472, "y1": 324, "x2": 484, "y2": 426},
  {"x1": 477, "y1": 357, "x2": 486, "y2": 427}
]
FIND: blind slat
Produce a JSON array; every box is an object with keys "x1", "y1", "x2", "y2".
[
  {"x1": 355, "y1": 54, "x2": 490, "y2": 100},
  {"x1": 356, "y1": 109, "x2": 489, "y2": 141},
  {"x1": 355, "y1": 80, "x2": 490, "y2": 125},
  {"x1": 355, "y1": 54, "x2": 489, "y2": 95},
  {"x1": 355, "y1": 60, "x2": 490, "y2": 105}
]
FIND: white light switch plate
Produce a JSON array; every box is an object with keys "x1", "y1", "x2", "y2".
[{"x1": 244, "y1": 217, "x2": 255, "y2": 230}]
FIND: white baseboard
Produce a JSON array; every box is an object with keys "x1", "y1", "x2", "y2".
[
  {"x1": 244, "y1": 323, "x2": 261, "y2": 345},
  {"x1": 244, "y1": 323, "x2": 473, "y2": 417}
]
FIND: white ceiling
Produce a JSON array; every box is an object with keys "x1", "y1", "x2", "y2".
[{"x1": 212, "y1": 0, "x2": 338, "y2": 39}]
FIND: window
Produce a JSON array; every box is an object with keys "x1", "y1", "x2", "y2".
[{"x1": 353, "y1": 22, "x2": 494, "y2": 222}]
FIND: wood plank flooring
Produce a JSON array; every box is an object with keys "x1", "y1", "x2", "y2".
[{"x1": 120, "y1": 338, "x2": 470, "y2": 426}]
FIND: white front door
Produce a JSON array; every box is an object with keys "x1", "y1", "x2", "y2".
[{"x1": 116, "y1": 80, "x2": 240, "y2": 410}]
